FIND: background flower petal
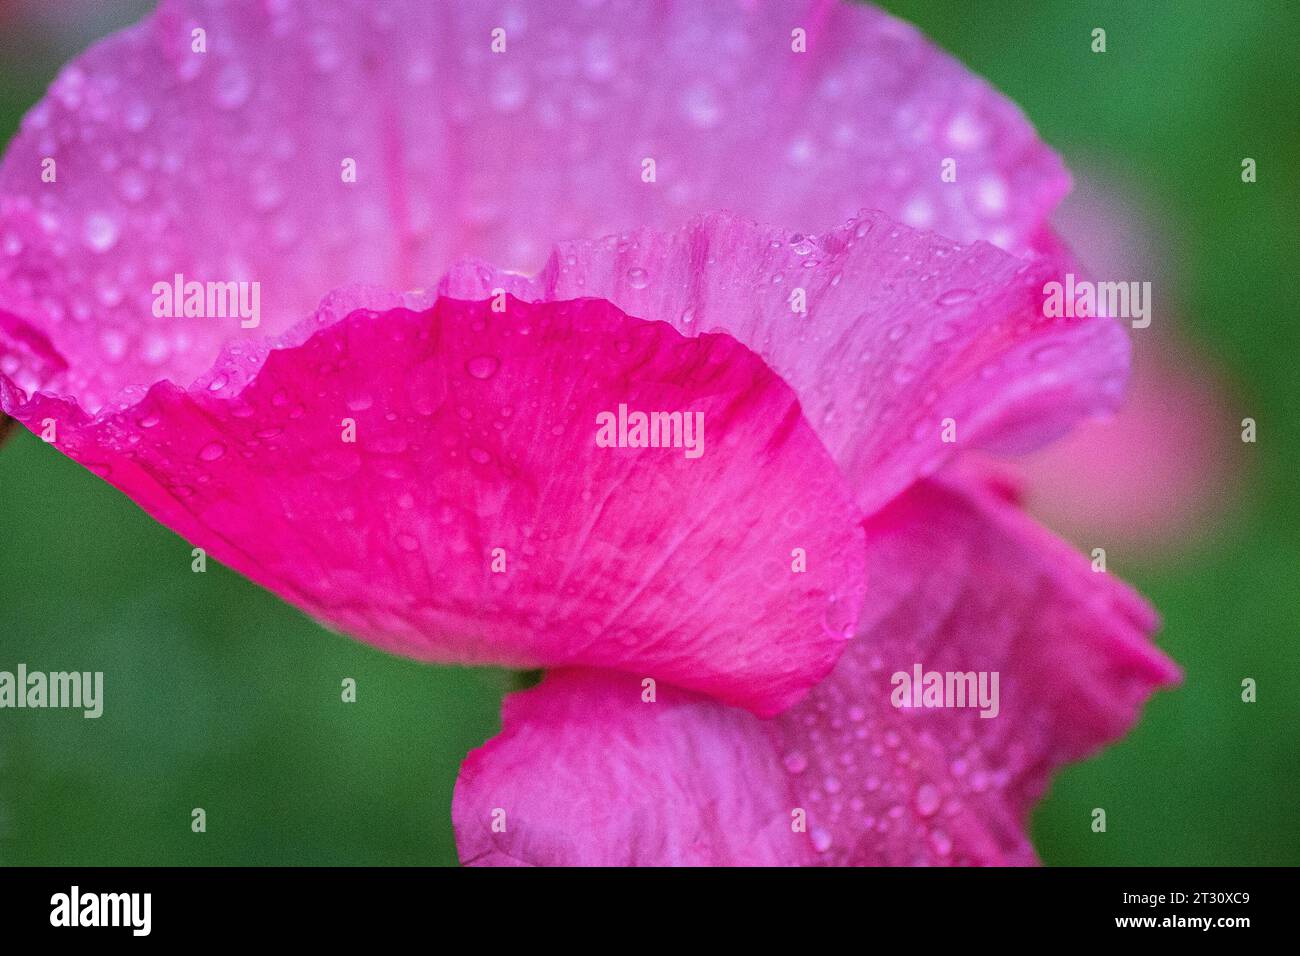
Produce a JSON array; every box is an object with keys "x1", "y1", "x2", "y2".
[
  {"x1": 1, "y1": 295, "x2": 866, "y2": 715},
  {"x1": 454, "y1": 471, "x2": 1178, "y2": 865}
]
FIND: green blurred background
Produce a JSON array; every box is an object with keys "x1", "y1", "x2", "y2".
[{"x1": 1, "y1": 1, "x2": 1296, "y2": 865}]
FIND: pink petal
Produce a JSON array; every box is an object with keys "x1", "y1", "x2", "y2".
[
  {"x1": 454, "y1": 473, "x2": 1178, "y2": 865},
  {"x1": 416, "y1": 0, "x2": 1069, "y2": 258},
  {"x1": 1, "y1": 296, "x2": 866, "y2": 716},
  {"x1": 0, "y1": 0, "x2": 1066, "y2": 414},
  {"x1": 443, "y1": 212, "x2": 1130, "y2": 513},
  {"x1": 1019, "y1": 337, "x2": 1238, "y2": 553},
  {"x1": 781, "y1": 471, "x2": 1179, "y2": 865},
  {"x1": 455, "y1": 670, "x2": 813, "y2": 867}
]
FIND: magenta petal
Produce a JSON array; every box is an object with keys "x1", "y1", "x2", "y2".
[
  {"x1": 0, "y1": 310, "x2": 66, "y2": 397},
  {"x1": 442, "y1": 211, "x2": 1129, "y2": 513},
  {"x1": 1, "y1": 297, "x2": 866, "y2": 716},
  {"x1": 453, "y1": 473, "x2": 1178, "y2": 866},
  {"x1": 0, "y1": 0, "x2": 1066, "y2": 413}
]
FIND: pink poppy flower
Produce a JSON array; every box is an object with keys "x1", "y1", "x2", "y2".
[
  {"x1": 0, "y1": 0, "x2": 1176, "y2": 863},
  {"x1": 1017, "y1": 164, "x2": 1239, "y2": 555}
]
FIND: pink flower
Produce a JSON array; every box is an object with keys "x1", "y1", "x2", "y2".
[
  {"x1": 1017, "y1": 164, "x2": 1239, "y2": 555},
  {"x1": 0, "y1": 0, "x2": 1176, "y2": 863}
]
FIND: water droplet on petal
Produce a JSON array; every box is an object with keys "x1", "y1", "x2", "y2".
[
  {"x1": 783, "y1": 751, "x2": 808, "y2": 774},
  {"x1": 345, "y1": 389, "x2": 374, "y2": 411},
  {"x1": 466, "y1": 355, "x2": 500, "y2": 380},
  {"x1": 810, "y1": 828, "x2": 833, "y2": 853},
  {"x1": 936, "y1": 287, "x2": 976, "y2": 307},
  {"x1": 83, "y1": 213, "x2": 119, "y2": 252},
  {"x1": 198, "y1": 441, "x2": 226, "y2": 462},
  {"x1": 915, "y1": 783, "x2": 942, "y2": 817}
]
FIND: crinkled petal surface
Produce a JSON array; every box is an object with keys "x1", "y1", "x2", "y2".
[
  {"x1": 443, "y1": 212, "x2": 1130, "y2": 512},
  {"x1": 0, "y1": 0, "x2": 1067, "y2": 415},
  {"x1": 2, "y1": 296, "x2": 866, "y2": 716},
  {"x1": 453, "y1": 473, "x2": 1178, "y2": 865}
]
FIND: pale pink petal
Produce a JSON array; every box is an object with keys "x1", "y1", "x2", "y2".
[
  {"x1": 455, "y1": 670, "x2": 813, "y2": 867},
  {"x1": 0, "y1": 0, "x2": 1066, "y2": 415},
  {"x1": 454, "y1": 474, "x2": 1178, "y2": 865},
  {"x1": 424, "y1": 0, "x2": 1069, "y2": 259},
  {"x1": 443, "y1": 212, "x2": 1130, "y2": 513},
  {"x1": 1, "y1": 296, "x2": 866, "y2": 716},
  {"x1": 781, "y1": 471, "x2": 1179, "y2": 865},
  {"x1": 1019, "y1": 338, "x2": 1237, "y2": 552}
]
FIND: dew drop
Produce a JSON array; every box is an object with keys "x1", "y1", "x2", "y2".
[
  {"x1": 83, "y1": 212, "x2": 119, "y2": 252},
  {"x1": 915, "y1": 783, "x2": 942, "y2": 817},
  {"x1": 783, "y1": 751, "x2": 808, "y2": 775},
  {"x1": 198, "y1": 441, "x2": 226, "y2": 462},
  {"x1": 626, "y1": 267, "x2": 649, "y2": 290},
  {"x1": 936, "y1": 287, "x2": 976, "y2": 307},
  {"x1": 466, "y1": 355, "x2": 500, "y2": 380},
  {"x1": 345, "y1": 389, "x2": 374, "y2": 411}
]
